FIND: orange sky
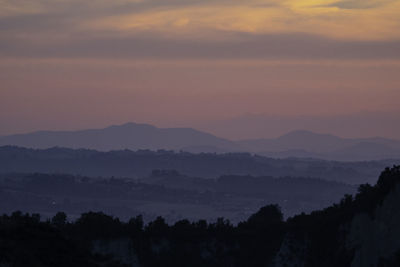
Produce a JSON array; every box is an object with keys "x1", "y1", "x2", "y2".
[{"x1": 1, "y1": 0, "x2": 399, "y2": 138}]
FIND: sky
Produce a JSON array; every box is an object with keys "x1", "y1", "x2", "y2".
[{"x1": 1, "y1": 0, "x2": 399, "y2": 139}]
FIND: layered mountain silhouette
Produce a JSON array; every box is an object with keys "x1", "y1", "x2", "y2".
[
  {"x1": 1, "y1": 123, "x2": 399, "y2": 161},
  {"x1": 239, "y1": 130, "x2": 400, "y2": 161},
  {"x1": 0, "y1": 123, "x2": 239, "y2": 152}
]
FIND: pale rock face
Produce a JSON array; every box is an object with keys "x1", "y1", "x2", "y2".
[
  {"x1": 92, "y1": 238, "x2": 141, "y2": 267},
  {"x1": 273, "y1": 181, "x2": 400, "y2": 267},
  {"x1": 273, "y1": 234, "x2": 307, "y2": 267},
  {"x1": 347, "y1": 183, "x2": 400, "y2": 267}
]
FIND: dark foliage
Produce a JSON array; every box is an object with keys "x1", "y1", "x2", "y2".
[
  {"x1": 286, "y1": 165, "x2": 400, "y2": 267},
  {"x1": 0, "y1": 166, "x2": 399, "y2": 267}
]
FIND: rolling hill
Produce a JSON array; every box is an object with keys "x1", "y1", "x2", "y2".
[
  {"x1": 0, "y1": 123, "x2": 239, "y2": 152},
  {"x1": 1, "y1": 124, "x2": 400, "y2": 161}
]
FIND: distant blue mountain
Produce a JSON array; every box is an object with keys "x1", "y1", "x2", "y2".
[
  {"x1": 0, "y1": 123, "x2": 239, "y2": 152},
  {"x1": 0, "y1": 124, "x2": 399, "y2": 161},
  {"x1": 238, "y1": 130, "x2": 400, "y2": 161}
]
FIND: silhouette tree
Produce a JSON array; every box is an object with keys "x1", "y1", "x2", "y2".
[{"x1": 52, "y1": 212, "x2": 67, "y2": 227}]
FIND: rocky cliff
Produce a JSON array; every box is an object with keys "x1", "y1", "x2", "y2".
[{"x1": 347, "y1": 182, "x2": 400, "y2": 267}]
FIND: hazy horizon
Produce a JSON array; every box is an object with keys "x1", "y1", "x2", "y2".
[
  {"x1": 1, "y1": 0, "x2": 400, "y2": 141},
  {"x1": 1, "y1": 110, "x2": 399, "y2": 141}
]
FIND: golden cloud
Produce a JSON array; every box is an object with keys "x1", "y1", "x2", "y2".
[
  {"x1": 1, "y1": 0, "x2": 400, "y2": 41},
  {"x1": 82, "y1": 0, "x2": 400, "y2": 40}
]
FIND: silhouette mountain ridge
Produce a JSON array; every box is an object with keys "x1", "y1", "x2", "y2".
[{"x1": 0, "y1": 123, "x2": 399, "y2": 161}]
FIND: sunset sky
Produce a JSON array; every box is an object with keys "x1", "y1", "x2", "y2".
[{"x1": 1, "y1": 0, "x2": 399, "y2": 139}]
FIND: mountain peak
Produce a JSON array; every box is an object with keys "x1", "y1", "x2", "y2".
[
  {"x1": 106, "y1": 122, "x2": 157, "y2": 130},
  {"x1": 0, "y1": 122, "x2": 237, "y2": 152}
]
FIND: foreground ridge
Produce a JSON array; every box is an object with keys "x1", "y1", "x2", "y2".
[{"x1": 1, "y1": 166, "x2": 400, "y2": 267}]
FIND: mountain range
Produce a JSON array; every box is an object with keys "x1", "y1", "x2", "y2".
[
  {"x1": 240, "y1": 130, "x2": 400, "y2": 161},
  {"x1": 1, "y1": 122, "x2": 400, "y2": 161}
]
